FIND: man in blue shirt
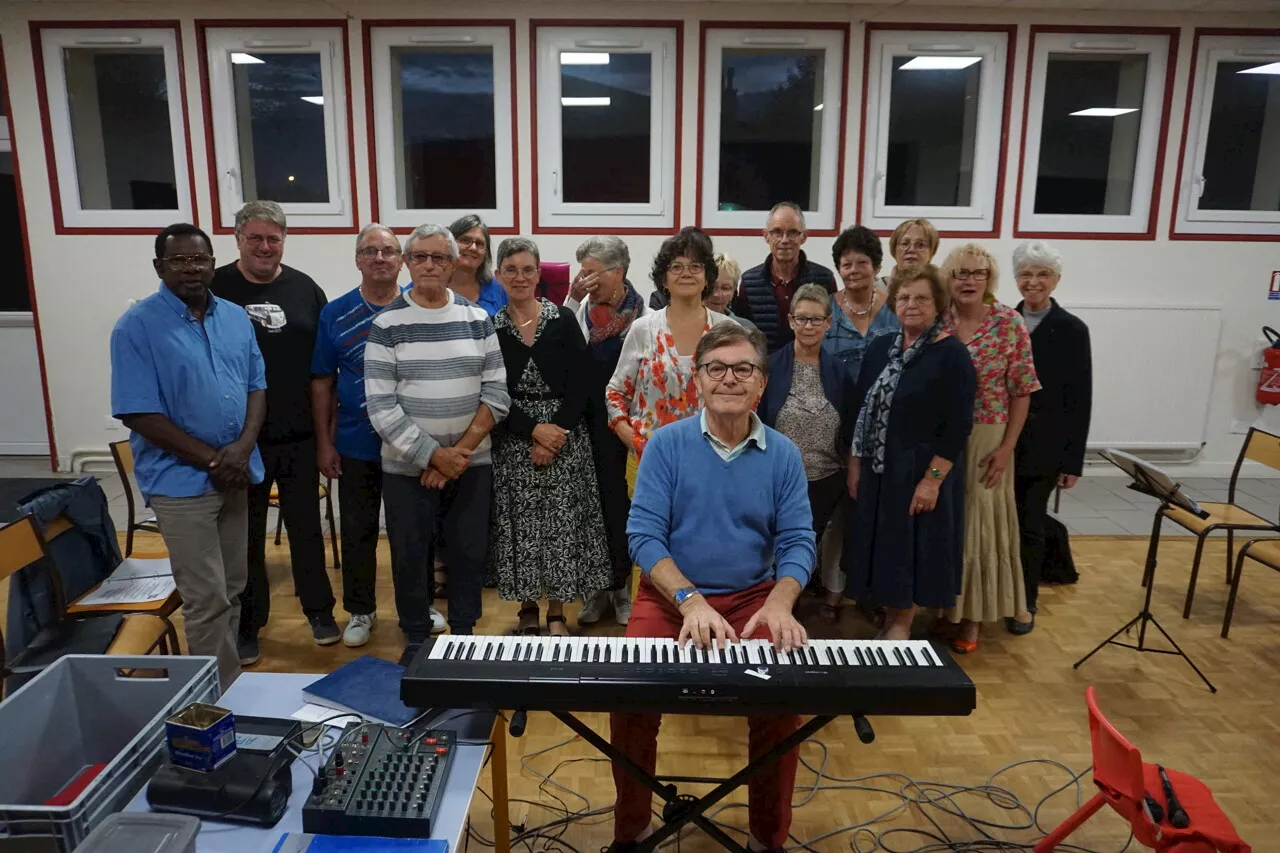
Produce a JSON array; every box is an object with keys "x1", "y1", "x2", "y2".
[
  {"x1": 311, "y1": 223, "x2": 414, "y2": 648},
  {"x1": 110, "y1": 223, "x2": 267, "y2": 690},
  {"x1": 612, "y1": 323, "x2": 816, "y2": 853}
]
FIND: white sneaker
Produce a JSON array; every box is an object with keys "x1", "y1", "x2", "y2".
[
  {"x1": 612, "y1": 588, "x2": 632, "y2": 626},
  {"x1": 343, "y1": 613, "x2": 376, "y2": 647},
  {"x1": 578, "y1": 589, "x2": 611, "y2": 624},
  {"x1": 429, "y1": 607, "x2": 447, "y2": 634}
]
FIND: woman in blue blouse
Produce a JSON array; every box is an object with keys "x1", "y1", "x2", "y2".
[
  {"x1": 824, "y1": 226, "x2": 900, "y2": 382},
  {"x1": 449, "y1": 214, "x2": 508, "y2": 316}
]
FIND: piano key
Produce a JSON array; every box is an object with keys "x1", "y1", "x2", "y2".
[
  {"x1": 677, "y1": 642, "x2": 691, "y2": 664},
  {"x1": 875, "y1": 647, "x2": 889, "y2": 666},
  {"x1": 917, "y1": 642, "x2": 941, "y2": 666},
  {"x1": 806, "y1": 645, "x2": 819, "y2": 666},
  {"x1": 592, "y1": 643, "x2": 601, "y2": 663},
  {"x1": 639, "y1": 638, "x2": 651, "y2": 664},
  {"x1": 903, "y1": 646, "x2": 917, "y2": 666},
  {"x1": 854, "y1": 646, "x2": 867, "y2": 666},
  {"x1": 428, "y1": 638, "x2": 448, "y2": 660},
  {"x1": 708, "y1": 643, "x2": 720, "y2": 664},
  {"x1": 892, "y1": 647, "x2": 905, "y2": 666},
  {"x1": 500, "y1": 641, "x2": 516, "y2": 662}
]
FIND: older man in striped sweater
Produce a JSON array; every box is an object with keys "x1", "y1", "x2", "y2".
[{"x1": 365, "y1": 224, "x2": 510, "y2": 649}]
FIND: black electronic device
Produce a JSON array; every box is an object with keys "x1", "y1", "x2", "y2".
[
  {"x1": 301, "y1": 722, "x2": 454, "y2": 838},
  {"x1": 146, "y1": 715, "x2": 300, "y2": 827},
  {"x1": 401, "y1": 635, "x2": 975, "y2": 717}
]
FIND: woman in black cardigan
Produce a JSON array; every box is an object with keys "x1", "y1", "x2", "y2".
[
  {"x1": 758, "y1": 283, "x2": 858, "y2": 623},
  {"x1": 844, "y1": 265, "x2": 976, "y2": 640},
  {"x1": 1010, "y1": 241, "x2": 1092, "y2": 635},
  {"x1": 487, "y1": 237, "x2": 612, "y2": 636}
]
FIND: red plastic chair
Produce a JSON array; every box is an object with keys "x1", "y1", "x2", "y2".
[
  {"x1": 1034, "y1": 688, "x2": 1249, "y2": 853},
  {"x1": 538, "y1": 262, "x2": 571, "y2": 306}
]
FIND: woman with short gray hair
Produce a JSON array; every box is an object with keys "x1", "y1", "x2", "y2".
[
  {"x1": 1010, "y1": 240, "x2": 1092, "y2": 636},
  {"x1": 566, "y1": 236, "x2": 649, "y2": 626},
  {"x1": 488, "y1": 237, "x2": 612, "y2": 636},
  {"x1": 448, "y1": 214, "x2": 508, "y2": 316}
]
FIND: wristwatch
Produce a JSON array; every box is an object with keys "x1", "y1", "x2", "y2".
[
  {"x1": 928, "y1": 467, "x2": 944, "y2": 480},
  {"x1": 673, "y1": 586, "x2": 700, "y2": 608}
]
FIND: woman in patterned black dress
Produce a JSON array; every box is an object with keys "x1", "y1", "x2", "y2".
[{"x1": 488, "y1": 237, "x2": 612, "y2": 636}]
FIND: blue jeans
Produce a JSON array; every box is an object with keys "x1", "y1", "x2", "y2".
[{"x1": 383, "y1": 466, "x2": 492, "y2": 640}]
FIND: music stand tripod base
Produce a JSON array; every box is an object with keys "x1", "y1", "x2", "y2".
[{"x1": 1075, "y1": 451, "x2": 1216, "y2": 693}]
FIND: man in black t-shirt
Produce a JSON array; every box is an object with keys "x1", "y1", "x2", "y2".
[{"x1": 210, "y1": 200, "x2": 337, "y2": 665}]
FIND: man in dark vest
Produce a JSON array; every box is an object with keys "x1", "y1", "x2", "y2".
[{"x1": 732, "y1": 201, "x2": 836, "y2": 352}]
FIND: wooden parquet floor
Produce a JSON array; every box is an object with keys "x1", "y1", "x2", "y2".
[{"x1": 73, "y1": 532, "x2": 1280, "y2": 848}]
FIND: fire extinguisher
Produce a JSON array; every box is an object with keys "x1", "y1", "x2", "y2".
[{"x1": 1258, "y1": 327, "x2": 1280, "y2": 405}]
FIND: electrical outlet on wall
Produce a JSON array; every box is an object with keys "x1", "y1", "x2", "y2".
[{"x1": 104, "y1": 416, "x2": 120, "y2": 431}]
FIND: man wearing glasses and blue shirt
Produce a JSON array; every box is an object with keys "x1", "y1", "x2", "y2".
[{"x1": 110, "y1": 223, "x2": 266, "y2": 690}]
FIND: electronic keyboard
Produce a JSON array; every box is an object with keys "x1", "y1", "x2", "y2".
[{"x1": 402, "y1": 635, "x2": 975, "y2": 717}]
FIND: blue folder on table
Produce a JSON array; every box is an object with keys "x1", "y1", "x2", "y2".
[
  {"x1": 302, "y1": 655, "x2": 424, "y2": 728},
  {"x1": 273, "y1": 834, "x2": 449, "y2": 853}
]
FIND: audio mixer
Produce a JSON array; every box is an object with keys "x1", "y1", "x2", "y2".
[{"x1": 302, "y1": 722, "x2": 454, "y2": 838}]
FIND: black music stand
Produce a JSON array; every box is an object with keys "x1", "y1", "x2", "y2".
[
  {"x1": 518, "y1": 709, "x2": 872, "y2": 853},
  {"x1": 1073, "y1": 450, "x2": 1216, "y2": 693}
]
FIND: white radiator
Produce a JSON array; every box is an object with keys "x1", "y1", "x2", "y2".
[{"x1": 1061, "y1": 302, "x2": 1221, "y2": 453}]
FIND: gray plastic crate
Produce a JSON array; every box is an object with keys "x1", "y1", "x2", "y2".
[{"x1": 0, "y1": 655, "x2": 219, "y2": 853}]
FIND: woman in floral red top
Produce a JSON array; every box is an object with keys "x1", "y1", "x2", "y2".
[
  {"x1": 606, "y1": 229, "x2": 738, "y2": 463},
  {"x1": 939, "y1": 243, "x2": 1040, "y2": 653}
]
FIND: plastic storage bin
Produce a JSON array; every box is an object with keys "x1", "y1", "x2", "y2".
[
  {"x1": 0, "y1": 655, "x2": 219, "y2": 853},
  {"x1": 73, "y1": 813, "x2": 199, "y2": 853}
]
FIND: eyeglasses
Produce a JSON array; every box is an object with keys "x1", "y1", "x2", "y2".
[
  {"x1": 698, "y1": 361, "x2": 761, "y2": 381},
  {"x1": 242, "y1": 233, "x2": 283, "y2": 248},
  {"x1": 406, "y1": 252, "x2": 452, "y2": 266},
  {"x1": 456, "y1": 236, "x2": 486, "y2": 249},
  {"x1": 898, "y1": 240, "x2": 930, "y2": 252},
  {"x1": 1016, "y1": 270, "x2": 1056, "y2": 282},
  {"x1": 766, "y1": 229, "x2": 804, "y2": 241},
  {"x1": 500, "y1": 265, "x2": 540, "y2": 280},
  {"x1": 953, "y1": 269, "x2": 991, "y2": 281},
  {"x1": 895, "y1": 294, "x2": 934, "y2": 306},
  {"x1": 162, "y1": 254, "x2": 213, "y2": 270},
  {"x1": 667, "y1": 262, "x2": 705, "y2": 275},
  {"x1": 358, "y1": 247, "x2": 402, "y2": 260},
  {"x1": 790, "y1": 314, "x2": 829, "y2": 327}
]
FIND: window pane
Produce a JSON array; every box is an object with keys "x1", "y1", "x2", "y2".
[
  {"x1": 62, "y1": 48, "x2": 177, "y2": 210},
  {"x1": 718, "y1": 50, "x2": 824, "y2": 211},
  {"x1": 1034, "y1": 53, "x2": 1146, "y2": 216},
  {"x1": 0, "y1": 151, "x2": 31, "y2": 312},
  {"x1": 885, "y1": 57, "x2": 981, "y2": 207},
  {"x1": 1200, "y1": 61, "x2": 1280, "y2": 212},
  {"x1": 560, "y1": 52, "x2": 650, "y2": 204},
  {"x1": 392, "y1": 46, "x2": 496, "y2": 210},
  {"x1": 233, "y1": 53, "x2": 329, "y2": 204}
]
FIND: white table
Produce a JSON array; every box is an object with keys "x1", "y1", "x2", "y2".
[{"x1": 127, "y1": 672, "x2": 504, "y2": 853}]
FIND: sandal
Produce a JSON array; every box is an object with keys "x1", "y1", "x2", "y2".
[
  {"x1": 517, "y1": 604, "x2": 540, "y2": 635},
  {"x1": 546, "y1": 613, "x2": 570, "y2": 637}
]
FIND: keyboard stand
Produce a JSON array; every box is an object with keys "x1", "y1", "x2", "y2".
[{"x1": 549, "y1": 710, "x2": 857, "y2": 853}]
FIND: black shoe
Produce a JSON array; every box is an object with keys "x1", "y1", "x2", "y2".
[
  {"x1": 309, "y1": 614, "x2": 341, "y2": 646},
  {"x1": 1006, "y1": 614, "x2": 1036, "y2": 636},
  {"x1": 238, "y1": 635, "x2": 261, "y2": 666},
  {"x1": 400, "y1": 642, "x2": 423, "y2": 667},
  {"x1": 602, "y1": 844, "x2": 637, "y2": 853}
]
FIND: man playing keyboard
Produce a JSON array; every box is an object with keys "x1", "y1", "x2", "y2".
[{"x1": 613, "y1": 322, "x2": 817, "y2": 853}]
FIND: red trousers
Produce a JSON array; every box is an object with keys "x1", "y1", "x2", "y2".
[{"x1": 609, "y1": 580, "x2": 800, "y2": 847}]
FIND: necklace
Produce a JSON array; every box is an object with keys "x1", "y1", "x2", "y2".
[
  {"x1": 359, "y1": 285, "x2": 396, "y2": 315},
  {"x1": 842, "y1": 289, "x2": 875, "y2": 317},
  {"x1": 509, "y1": 304, "x2": 539, "y2": 329}
]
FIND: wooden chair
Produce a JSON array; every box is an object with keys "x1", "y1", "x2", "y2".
[
  {"x1": 1159, "y1": 427, "x2": 1280, "y2": 620},
  {"x1": 0, "y1": 515, "x2": 174, "y2": 699},
  {"x1": 1221, "y1": 537, "x2": 1280, "y2": 639},
  {"x1": 271, "y1": 479, "x2": 340, "y2": 568},
  {"x1": 1035, "y1": 688, "x2": 1249, "y2": 852},
  {"x1": 109, "y1": 439, "x2": 164, "y2": 558}
]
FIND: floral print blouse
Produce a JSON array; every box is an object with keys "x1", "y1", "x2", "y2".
[
  {"x1": 942, "y1": 301, "x2": 1040, "y2": 425},
  {"x1": 605, "y1": 308, "x2": 737, "y2": 457}
]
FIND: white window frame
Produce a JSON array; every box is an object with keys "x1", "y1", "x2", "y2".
[
  {"x1": 369, "y1": 25, "x2": 515, "y2": 230},
  {"x1": 204, "y1": 26, "x2": 352, "y2": 230},
  {"x1": 700, "y1": 27, "x2": 844, "y2": 233},
  {"x1": 1175, "y1": 34, "x2": 1280, "y2": 237},
  {"x1": 535, "y1": 26, "x2": 677, "y2": 230},
  {"x1": 38, "y1": 26, "x2": 192, "y2": 229},
  {"x1": 861, "y1": 29, "x2": 1008, "y2": 234},
  {"x1": 1019, "y1": 34, "x2": 1170, "y2": 235}
]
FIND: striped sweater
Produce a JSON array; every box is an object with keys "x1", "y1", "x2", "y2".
[{"x1": 365, "y1": 289, "x2": 510, "y2": 475}]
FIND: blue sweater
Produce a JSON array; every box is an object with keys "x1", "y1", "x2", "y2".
[{"x1": 627, "y1": 416, "x2": 817, "y2": 594}]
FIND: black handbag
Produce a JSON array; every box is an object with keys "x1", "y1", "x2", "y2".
[{"x1": 1041, "y1": 515, "x2": 1078, "y2": 585}]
